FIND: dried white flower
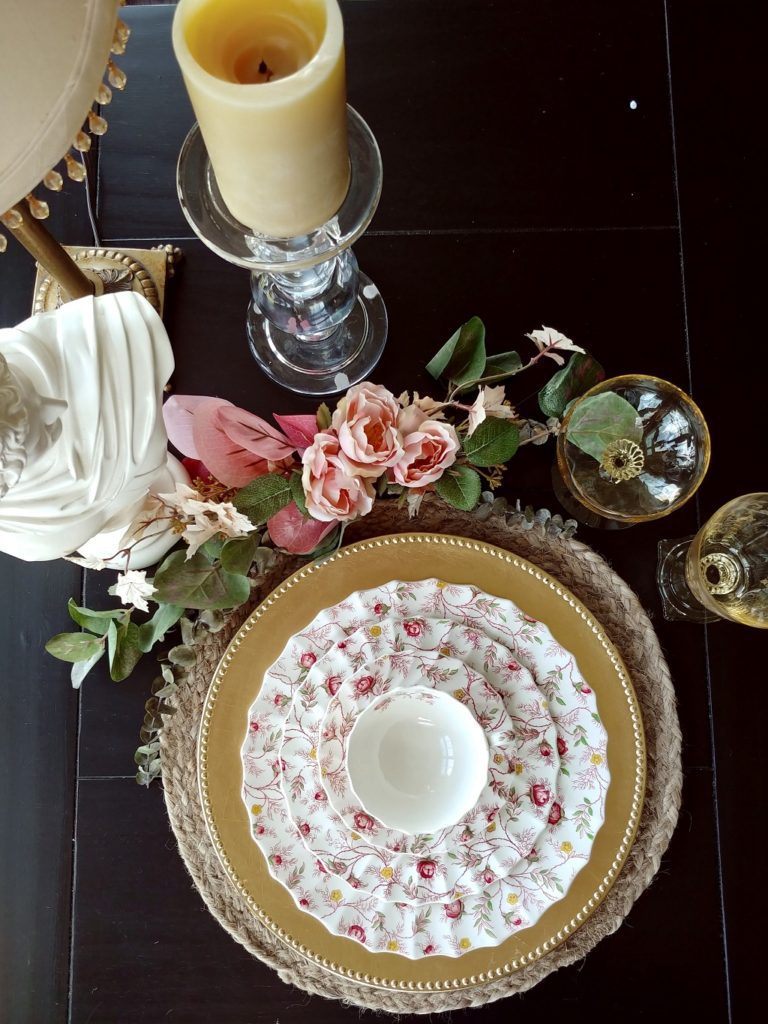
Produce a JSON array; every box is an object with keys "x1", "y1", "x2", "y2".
[
  {"x1": 113, "y1": 570, "x2": 157, "y2": 612},
  {"x1": 526, "y1": 326, "x2": 585, "y2": 366},
  {"x1": 65, "y1": 554, "x2": 108, "y2": 571},
  {"x1": 466, "y1": 385, "x2": 516, "y2": 436},
  {"x1": 181, "y1": 500, "x2": 256, "y2": 559}
]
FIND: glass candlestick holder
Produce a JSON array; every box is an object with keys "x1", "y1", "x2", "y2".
[
  {"x1": 657, "y1": 493, "x2": 768, "y2": 626},
  {"x1": 177, "y1": 105, "x2": 387, "y2": 395}
]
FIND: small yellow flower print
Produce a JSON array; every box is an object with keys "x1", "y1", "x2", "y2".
[
  {"x1": 440, "y1": 647, "x2": 452, "y2": 656},
  {"x1": 590, "y1": 753, "x2": 603, "y2": 766},
  {"x1": 453, "y1": 689, "x2": 466, "y2": 700},
  {"x1": 541, "y1": 699, "x2": 549, "y2": 710},
  {"x1": 386, "y1": 940, "x2": 399, "y2": 951},
  {"x1": 251, "y1": 804, "x2": 263, "y2": 815},
  {"x1": 459, "y1": 937, "x2": 472, "y2": 950},
  {"x1": 493, "y1": 753, "x2": 504, "y2": 765},
  {"x1": 370, "y1": 625, "x2": 382, "y2": 637},
  {"x1": 320, "y1": 766, "x2": 327, "y2": 776},
  {"x1": 560, "y1": 841, "x2": 573, "y2": 854},
  {"x1": 380, "y1": 866, "x2": 394, "y2": 879},
  {"x1": 330, "y1": 889, "x2": 343, "y2": 902},
  {"x1": 309, "y1": 748, "x2": 317, "y2": 760},
  {"x1": 514, "y1": 763, "x2": 524, "y2": 775},
  {"x1": 506, "y1": 893, "x2": 519, "y2": 905},
  {"x1": 486, "y1": 822, "x2": 497, "y2": 834},
  {"x1": 350, "y1": 832, "x2": 361, "y2": 841},
  {"x1": 436, "y1": 581, "x2": 446, "y2": 589}
]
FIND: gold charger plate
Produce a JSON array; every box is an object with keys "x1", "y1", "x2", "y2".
[{"x1": 199, "y1": 534, "x2": 646, "y2": 991}]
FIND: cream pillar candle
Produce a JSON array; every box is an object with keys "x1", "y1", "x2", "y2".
[{"x1": 172, "y1": 0, "x2": 350, "y2": 238}]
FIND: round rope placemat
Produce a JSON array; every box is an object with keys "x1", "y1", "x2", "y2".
[{"x1": 161, "y1": 501, "x2": 682, "y2": 1013}]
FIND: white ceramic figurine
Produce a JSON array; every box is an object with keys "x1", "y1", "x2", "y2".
[{"x1": 0, "y1": 291, "x2": 187, "y2": 566}]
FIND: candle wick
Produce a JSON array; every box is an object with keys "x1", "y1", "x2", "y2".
[{"x1": 258, "y1": 59, "x2": 275, "y2": 82}]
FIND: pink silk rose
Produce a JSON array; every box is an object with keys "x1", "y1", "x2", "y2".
[
  {"x1": 390, "y1": 419, "x2": 459, "y2": 488},
  {"x1": 302, "y1": 432, "x2": 376, "y2": 522},
  {"x1": 331, "y1": 382, "x2": 403, "y2": 477}
]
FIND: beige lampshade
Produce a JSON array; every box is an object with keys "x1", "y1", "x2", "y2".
[{"x1": 0, "y1": 0, "x2": 122, "y2": 212}]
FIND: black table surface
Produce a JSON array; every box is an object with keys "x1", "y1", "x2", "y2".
[{"x1": 1, "y1": 3, "x2": 763, "y2": 1022}]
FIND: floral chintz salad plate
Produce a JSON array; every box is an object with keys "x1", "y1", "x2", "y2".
[{"x1": 200, "y1": 535, "x2": 644, "y2": 989}]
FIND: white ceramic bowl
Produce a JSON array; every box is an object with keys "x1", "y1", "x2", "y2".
[{"x1": 345, "y1": 685, "x2": 489, "y2": 835}]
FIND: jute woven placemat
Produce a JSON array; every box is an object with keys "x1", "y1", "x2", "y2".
[{"x1": 161, "y1": 502, "x2": 682, "y2": 1013}]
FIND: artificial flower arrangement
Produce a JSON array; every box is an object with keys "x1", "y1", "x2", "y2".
[{"x1": 46, "y1": 318, "x2": 607, "y2": 783}]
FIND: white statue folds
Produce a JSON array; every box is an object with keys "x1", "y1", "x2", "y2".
[{"x1": 0, "y1": 292, "x2": 186, "y2": 564}]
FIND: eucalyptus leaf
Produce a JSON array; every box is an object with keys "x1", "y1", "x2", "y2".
[
  {"x1": 566, "y1": 392, "x2": 643, "y2": 462},
  {"x1": 137, "y1": 604, "x2": 184, "y2": 654},
  {"x1": 220, "y1": 533, "x2": 260, "y2": 575},
  {"x1": 289, "y1": 472, "x2": 309, "y2": 517},
  {"x1": 253, "y1": 546, "x2": 277, "y2": 573},
  {"x1": 67, "y1": 599, "x2": 123, "y2": 636},
  {"x1": 153, "y1": 550, "x2": 251, "y2": 610},
  {"x1": 70, "y1": 647, "x2": 106, "y2": 689},
  {"x1": 463, "y1": 419, "x2": 520, "y2": 467},
  {"x1": 434, "y1": 466, "x2": 482, "y2": 511},
  {"x1": 426, "y1": 317, "x2": 486, "y2": 387},
  {"x1": 538, "y1": 352, "x2": 605, "y2": 419},
  {"x1": 168, "y1": 644, "x2": 197, "y2": 667},
  {"x1": 201, "y1": 537, "x2": 225, "y2": 560},
  {"x1": 199, "y1": 608, "x2": 226, "y2": 632},
  {"x1": 46, "y1": 631, "x2": 104, "y2": 664},
  {"x1": 108, "y1": 620, "x2": 143, "y2": 682},
  {"x1": 233, "y1": 473, "x2": 292, "y2": 524},
  {"x1": 452, "y1": 350, "x2": 524, "y2": 394}
]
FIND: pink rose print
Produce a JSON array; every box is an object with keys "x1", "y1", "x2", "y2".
[
  {"x1": 348, "y1": 877, "x2": 361, "y2": 889},
  {"x1": 316, "y1": 859, "x2": 327, "y2": 873},
  {"x1": 512, "y1": 916, "x2": 523, "y2": 927},
  {"x1": 354, "y1": 675, "x2": 375, "y2": 695},
  {"x1": 523, "y1": 614, "x2": 537, "y2": 623},
  {"x1": 337, "y1": 641, "x2": 347, "y2": 649},
  {"x1": 581, "y1": 685, "x2": 592, "y2": 694},
  {"x1": 254, "y1": 824, "x2": 265, "y2": 836},
  {"x1": 527, "y1": 847, "x2": 539, "y2": 861},
  {"x1": 531, "y1": 783, "x2": 551, "y2": 807},
  {"x1": 299, "y1": 897, "x2": 310, "y2": 908},
  {"x1": 403, "y1": 620, "x2": 424, "y2": 637},
  {"x1": 273, "y1": 694, "x2": 288, "y2": 707},
  {"x1": 299, "y1": 651, "x2": 316, "y2": 669},
  {"x1": 557, "y1": 736, "x2": 568, "y2": 756},
  {"x1": 314, "y1": 790, "x2": 327, "y2": 802},
  {"x1": 331, "y1": 381, "x2": 404, "y2": 477},
  {"x1": 389, "y1": 419, "x2": 460, "y2": 488},
  {"x1": 444, "y1": 899, "x2": 463, "y2": 919},
  {"x1": 301, "y1": 431, "x2": 376, "y2": 522},
  {"x1": 249, "y1": 720, "x2": 259, "y2": 732},
  {"x1": 423, "y1": 944, "x2": 436, "y2": 955},
  {"x1": 540, "y1": 742, "x2": 552, "y2": 758},
  {"x1": 326, "y1": 675, "x2": 341, "y2": 696},
  {"x1": 353, "y1": 811, "x2": 375, "y2": 832},
  {"x1": 272, "y1": 855, "x2": 283, "y2": 866},
  {"x1": 348, "y1": 924, "x2": 367, "y2": 943},
  {"x1": 299, "y1": 822, "x2": 311, "y2": 837},
  {"x1": 483, "y1": 870, "x2": 495, "y2": 885},
  {"x1": 373, "y1": 602, "x2": 384, "y2": 614},
  {"x1": 507, "y1": 660, "x2": 521, "y2": 672},
  {"x1": 548, "y1": 802, "x2": 562, "y2": 826},
  {"x1": 417, "y1": 859, "x2": 437, "y2": 879}
]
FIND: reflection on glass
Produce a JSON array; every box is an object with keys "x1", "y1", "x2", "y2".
[{"x1": 657, "y1": 493, "x2": 768, "y2": 627}]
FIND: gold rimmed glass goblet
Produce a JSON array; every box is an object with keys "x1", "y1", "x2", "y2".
[
  {"x1": 553, "y1": 374, "x2": 711, "y2": 528},
  {"x1": 657, "y1": 493, "x2": 768, "y2": 626}
]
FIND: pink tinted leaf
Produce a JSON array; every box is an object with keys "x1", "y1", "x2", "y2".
[
  {"x1": 217, "y1": 405, "x2": 295, "y2": 461},
  {"x1": 273, "y1": 413, "x2": 318, "y2": 451},
  {"x1": 267, "y1": 503, "x2": 335, "y2": 554},
  {"x1": 193, "y1": 399, "x2": 270, "y2": 488},
  {"x1": 163, "y1": 395, "x2": 225, "y2": 459}
]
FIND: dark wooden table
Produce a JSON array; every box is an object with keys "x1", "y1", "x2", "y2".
[{"x1": 1, "y1": 3, "x2": 762, "y2": 1021}]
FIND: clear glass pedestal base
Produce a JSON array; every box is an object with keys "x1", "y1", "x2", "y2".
[
  {"x1": 657, "y1": 536, "x2": 719, "y2": 623},
  {"x1": 247, "y1": 272, "x2": 387, "y2": 395}
]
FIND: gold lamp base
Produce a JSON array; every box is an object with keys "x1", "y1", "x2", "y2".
[{"x1": 32, "y1": 244, "x2": 182, "y2": 318}]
